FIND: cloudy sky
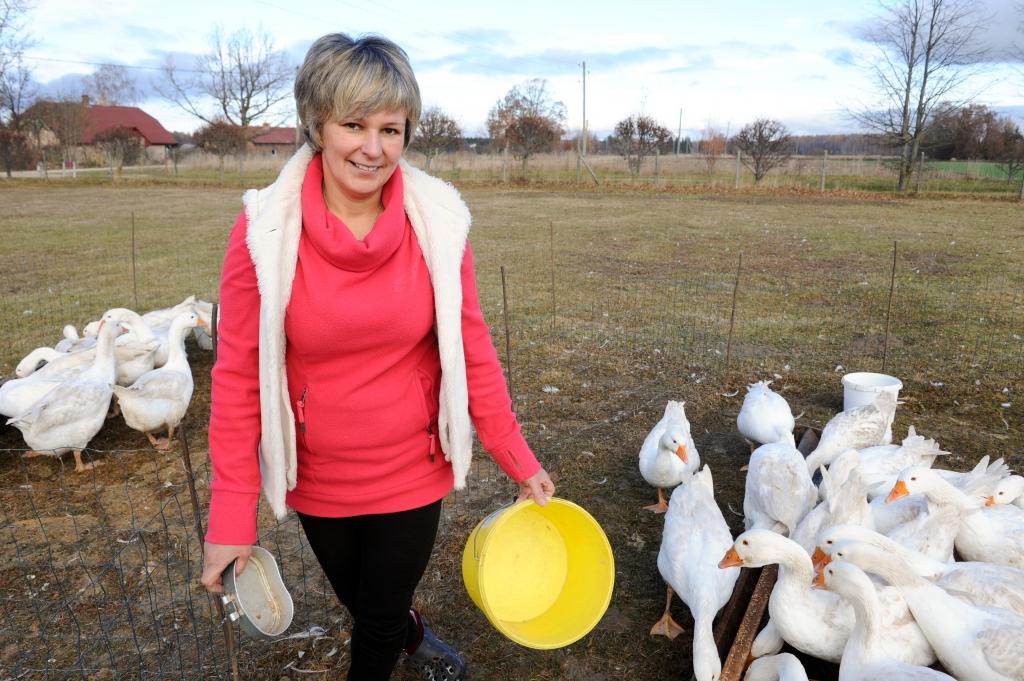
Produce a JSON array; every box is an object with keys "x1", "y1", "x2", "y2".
[{"x1": 22, "y1": 0, "x2": 1024, "y2": 139}]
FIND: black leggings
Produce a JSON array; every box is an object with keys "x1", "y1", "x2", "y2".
[{"x1": 298, "y1": 499, "x2": 442, "y2": 681}]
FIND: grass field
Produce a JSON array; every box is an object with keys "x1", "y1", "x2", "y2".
[{"x1": 0, "y1": 178, "x2": 1022, "y2": 679}]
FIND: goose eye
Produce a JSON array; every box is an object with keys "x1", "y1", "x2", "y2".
[
  {"x1": 910, "y1": 477, "x2": 917, "y2": 481},
  {"x1": 998, "y1": 492, "x2": 1004, "y2": 496},
  {"x1": 742, "y1": 540, "x2": 749, "y2": 546},
  {"x1": 826, "y1": 540, "x2": 833, "y2": 545}
]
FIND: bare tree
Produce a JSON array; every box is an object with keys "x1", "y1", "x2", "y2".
[
  {"x1": 487, "y1": 78, "x2": 566, "y2": 177},
  {"x1": 194, "y1": 119, "x2": 246, "y2": 181},
  {"x1": 85, "y1": 64, "x2": 140, "y2": 105},
  {"x1": 26, "y1": 97, "x2": 87, "y2": 164},
  {"x1": 698, "y1": 123, "x2": 727, "y2": 175},
  {"x1": 161, "y1": 26, "x2": 292, "y2": 129},
  {"x1": 93, "y1": 125, "x2": 143, "y2": 177},
  {"x1": 613, "y1": 114, "x2": 671, "y2": 180},
  {"x1": 1, "y1": 0, "x2": 35, "y2": 175},
  {"x1": 854, "y1": 0, "x2": 988, "y2": 191},
  {"x1": 410, "y1": 106, "x2": 462, "y2": 171},
  {"x1": 733, "y1": 118, "x2": 791, "y2": 183}
]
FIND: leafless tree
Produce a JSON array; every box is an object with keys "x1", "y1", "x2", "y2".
[
  {"x1": 699, "y1": 123, "x2": 727, "y2": 175},
  {"x1": 613, "y1": 114, "x2": 671, "y2": 180},
  {"x1": 93, "y1": 125, "x2": 143, "y2": 177},
  {"x1": 26, "y1": 97, "x2": 87, "y2": 164},
  {"x1": 853, "y1": 0, "x2": 988, "y2": 191},
  {"x1": 487, "y1": 78, "x2": 566, "y2": 177},
  {"x1": 732, "y1": 118, "x2": 791, "y2": 183},
  {"x1": 194, "y1": 119, "x2": 246, "y2": 181},
  {"x1": 85, "y1": 64, "x2": 140, "y2": 105},
  {"x1": 161, "y1": 26, "x2": 291, "y2": 129},
  {"x1": 410, "y1": 106, "x2": 462, "y2": 171},
  {"x1": 1, "y1": 0, "x2": 36, "y2": 175}
]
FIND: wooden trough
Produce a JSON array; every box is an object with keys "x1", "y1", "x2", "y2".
[{"x1": 706, "y1": 425, "x2": 837, "y2": 681}]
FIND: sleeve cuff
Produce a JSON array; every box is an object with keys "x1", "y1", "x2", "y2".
[
  {"x1": 488, "y1": 432, "x2": 542, "y2": 483},
  {"x1": 205, "y1": 490, "x2": 260, "y2": 545}
]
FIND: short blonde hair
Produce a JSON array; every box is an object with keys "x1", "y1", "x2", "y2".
[{"x1": 295, "y1": 33, "x2": 421, "y2": 151}]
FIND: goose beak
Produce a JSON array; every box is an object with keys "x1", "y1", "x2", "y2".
[
  {"x1": 811, "y1": 570, "x2": 827, "y2": 589},
  {"x1": 811, "y1": 546, "x2": 830, "y2": 571},
  {"x1": 719, "y1": 546, "x2": 743, "y2": 569},
  {"x1": 676, "y1": 444, "x2": 688, "y2": 463},
  {"x1": 886, "y1": 480, "x2": 909, "y2": 504},
  {"x1": 196, "y1": 318, "x2": 208, "y2": 328},
  {"x1": 985, "y1": 496, "x2": 995, "y2": 507}
]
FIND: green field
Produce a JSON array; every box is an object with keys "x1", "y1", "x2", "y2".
[{"x1": 0, "y1": 180, "x2": 1022, "y2": 679}]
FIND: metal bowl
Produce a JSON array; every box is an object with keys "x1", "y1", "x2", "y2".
[{"x1": 221, "y1": 546, "x2": 294, "y2": 641}]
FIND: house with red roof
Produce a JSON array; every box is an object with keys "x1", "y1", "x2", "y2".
[
  {"x1": 81, "y1": 99, "x2": 178, "y2": 161},
  {"x1": 250, "y1": 126, "x2": 297, "y2": 157}
]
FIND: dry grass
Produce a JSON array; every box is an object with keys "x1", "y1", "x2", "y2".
[{"x1": 0, "y1": 180, "x2": 1021, "y2": 680}]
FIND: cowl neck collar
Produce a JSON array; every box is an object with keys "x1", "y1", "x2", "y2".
[{"x1": 300, "y1": 154, "x2": 405, "y2": 272}]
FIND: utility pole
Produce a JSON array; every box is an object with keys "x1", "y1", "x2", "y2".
[
  {"x1": 676, "y1": 108, "x2": 682, "y2": 155},
  {"x1": 577, "y1": 60, "x2": 587, "y2": 183}
]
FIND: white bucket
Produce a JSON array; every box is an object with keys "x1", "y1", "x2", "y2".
[{"x1": 841, "y1": 372, "x2": 902, "y2": 411}]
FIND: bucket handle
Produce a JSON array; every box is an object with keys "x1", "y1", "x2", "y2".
[{"x1": 472, "y1": 499, "x2": 519, "y2": 561}]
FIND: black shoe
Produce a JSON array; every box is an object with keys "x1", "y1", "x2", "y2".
[{"x1": 404, "y1": 609, "x2": 467, "y2": 681}]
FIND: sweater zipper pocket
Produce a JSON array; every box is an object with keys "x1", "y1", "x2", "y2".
[
  {"x1": 427, "y1": 425, "x2": 437, "y2": 463},
  {"x1": 297, "y1": 386, "x2": 308, "y2": 445}
]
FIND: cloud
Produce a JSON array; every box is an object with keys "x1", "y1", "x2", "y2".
[
  {"x1": 826, "y1": 48, "x2": 855, "y2": 67},
  {"x1": 416, "y1": 44, "x2": 683, "y2": 77},
  {"x1": 659, "y1": 55, "x2": 716, "y2": 75}
]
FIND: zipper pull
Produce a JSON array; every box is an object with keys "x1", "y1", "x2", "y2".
[
  {"x1": 427, "y1": 425, "x2": 436, "y2": 462},
  {"x1": 297, "y1": 387, "x2": 307, "y2": 433}
]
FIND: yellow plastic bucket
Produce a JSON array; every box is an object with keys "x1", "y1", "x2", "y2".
[{"x1": 462, "y1": 498, "x2": 614, "y2": 649}]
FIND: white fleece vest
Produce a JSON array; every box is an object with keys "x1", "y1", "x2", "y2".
[{"x1": 242, "y1": 144, "x2": 474, "y2": 519}]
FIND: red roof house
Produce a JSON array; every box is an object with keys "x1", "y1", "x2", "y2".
[
  {"x1": 250, "y1": 127, "x2": 296, "y2": 145},
  {"x1": 81, "y1": 104, "x2": 177, "y2": 146}
]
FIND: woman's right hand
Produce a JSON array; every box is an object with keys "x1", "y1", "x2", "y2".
[{"x1": 201, "y1": 542, "x2": 252, "y2": 593}]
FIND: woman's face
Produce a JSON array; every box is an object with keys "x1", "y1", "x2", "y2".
[{"x1": 320, "y1": 108, "x2": 406, "y2": 206}]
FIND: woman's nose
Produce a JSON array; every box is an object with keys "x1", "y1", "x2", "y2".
[{"x1": 361, "y1": 131, "x2": 382, "y2": 157}]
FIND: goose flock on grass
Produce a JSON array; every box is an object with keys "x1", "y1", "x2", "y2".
[
  {"x1": 1, "y1": 296, "x2": 212, "y2": 472},
  {"x1": 640, "y1": 379, "x2": 1024, "y2": 681}
]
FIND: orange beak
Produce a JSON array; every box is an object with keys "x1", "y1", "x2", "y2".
[
  {"x1": 811, "y1": 546, "x2": 830, "y2": 572},
  {"x1": 676, "y1": 444, "x2": 688, "y2": 463},
  {"x1": 97, "y1": 319, "x2": 107, "y2": 331},
  {"x1": 719, "y1": 546, "x2": 743, "y2": 569},
  {"x1": 886, "y1": 480, "x2": 909, "y2": 504},
  {"x1": 196, "y1": 318, "x2": 208, "y2": 328},
  {"x1": 811, "y1": 570, "x2": 827, "y2": 589},
  {"x1": 985, "y1": 496, "x2": 995, "y2": 507}
]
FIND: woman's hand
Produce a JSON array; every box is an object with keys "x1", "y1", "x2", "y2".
[
  {"x1": 201, "y1": 542, "x2": 252, "y2": 593},
  {"x1": 517, "y1": 468, "x2": 555, "y2": 506}
]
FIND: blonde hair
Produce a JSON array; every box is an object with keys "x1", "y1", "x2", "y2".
[{"x1": 295, "y1": 33, "x2": 421, "y2": 151}]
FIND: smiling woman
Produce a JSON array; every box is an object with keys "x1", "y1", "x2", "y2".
[{"x1": 199, "y1": 32, "x2": 555, "y2": 681}]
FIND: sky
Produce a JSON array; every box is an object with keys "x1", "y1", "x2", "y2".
[{"x1": 21, "y1": 0, "x2": 1024, "y2": 140}]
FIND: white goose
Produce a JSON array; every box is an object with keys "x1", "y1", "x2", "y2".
[
  {"x1": 836, "y1": 427, "x2": 949, "y2": 499},
  {"x1": 651, "y1": 466, "x2": 739, "y2": 681},
  {"x1": 638, "y1": 400, "x2": 698, "y2": 512},
  {"x1": 719, "y1": 530, "x2": 934, "y2": 666},
  {"x1": 6, "y1": 312, "x2": 123, "y2": 472},
  {"x1": 737, "y1": 380, "x2": 795, "y2": 447},
  {"x1": 54, "y1": 323, "x2": 97, "y2": 353},
  {"x1": 813, "y1": 560, "x2": 953, "y2": 681},
  {"x1": 804, "y1": 391, "x2": 897, "y2": 477},
  {"x1": 15, "y1": 347, "x2": 65, "y2": 378},
  {"x1": 889, "y1": 465, "x2": 1024, "y2": 569},
  {"x1": 816, "y1": 525, "x2": 1024, "y2": 616},
  {"x1": 791, "y1": 458, "x2": 874, "y2": 553},
  {"x1": 112, "y1": 311, "x2": 203, "y2": 450},
  {"x1": 988, "y1": 475, "x2": 1024, "y2": 510},
  {"x1": 743, "y1": 442, "x2": 816, "y2": 536},
  {"x1": 743, "y1": 653, "x2": 809, "y2": 681},
  {"x1": 825, "y1": 539, "x2": 1024, "y2": 681}
]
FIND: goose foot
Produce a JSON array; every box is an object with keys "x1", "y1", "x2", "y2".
[
  {"x1": 73, "y1": 449, "x2": 103, "y2": 473},
  {"x1": 21, "y1": 450, "x2": 43, "y2": 459},
  {"x1": 740, "y1": 464, "x2": 749, "y2": 472},
  {"x1": 643, "y1": 488, "x2": 669, "y2": 513},
  {"x1": 649, "y1": 585, "x2": 684, "y2": 639}
]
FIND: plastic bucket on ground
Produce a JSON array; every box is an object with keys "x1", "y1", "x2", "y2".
[
  {"x1": 462, "y1": 498, "x2": 614, "y2": 650},
  {"x1": 841, "y1": 372, "x2": 903, "y2": 411}
]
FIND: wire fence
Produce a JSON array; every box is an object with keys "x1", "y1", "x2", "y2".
[{"x1": 1, "y1": 194, "x2": 1022, "y2": 679}]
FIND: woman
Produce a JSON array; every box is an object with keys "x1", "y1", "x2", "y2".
[{"x1": 200, "y1": 33, "x2": 555, "y2": 681}]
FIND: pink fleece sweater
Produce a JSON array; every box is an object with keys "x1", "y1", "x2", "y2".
[{"x1": 206, "y1": 157, "x2": 540, "y2": 544}]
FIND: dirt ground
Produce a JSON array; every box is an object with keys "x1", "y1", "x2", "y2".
[{"x1": 0, "y1": 183, "x2": 1021, "y2": 679}]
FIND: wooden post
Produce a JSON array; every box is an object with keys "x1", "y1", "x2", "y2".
[
  {"x1": 549, "y1": 222, "x2": 556, "y2": 333},
  {"x1": 654, "y1": 148, "x2": 660, "y2": 184},
  {"x1": 914, "y1": 150, "x2": 924, "y2": 193},
  {"x1": 500, "y1": 266, "x2": 513, "y2": 400},
  {"x1": 734, "y1": 150, "x2": 741, "y2": 189},
  {"x1": 724, "y1": 254, "x2": 742, "y2": 369},
  {"x1": 130, "y1": 211, "x2": 139, "y2": 311},
  {"x1": 882, "y1": 241, "x2": 897, "y2": 372},
  {"x1": 820, "y1": 149, "x2": 828, "y2": 192}
]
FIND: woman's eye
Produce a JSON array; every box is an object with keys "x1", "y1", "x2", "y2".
[
  {"x1": 384, "y1": 127, "x2": 401, "y2": 135},
  {"x1": 343, "y1": 122, "x2": 360, "y2": 129}
]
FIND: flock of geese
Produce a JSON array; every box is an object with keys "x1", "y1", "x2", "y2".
[
  {"x1": 639, "y1": 380, "x2": 1024, "y2": 681},
  {"x1": 0, "y1": 296, "x2": 212, "y2": 471}
]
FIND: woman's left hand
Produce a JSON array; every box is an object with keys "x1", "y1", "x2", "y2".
[{"x1": 517, "y1": 468, "x2": 555, "y2": 506}]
